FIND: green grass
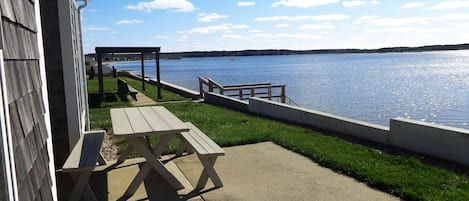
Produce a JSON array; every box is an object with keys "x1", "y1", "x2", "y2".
[{"x1": 88, "y1": 77, "x2": 469, "y2": 201}]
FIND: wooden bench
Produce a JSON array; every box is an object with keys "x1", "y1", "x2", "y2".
[
  {"x1": 62, "y1": 130, "x2": 106, "y2": 201},
  {"x1": 117, "y1": 78, "x2": 138, "y2": 101},
  {"x1": 176, "y1": 122, "x2": 225, "y2": 189}
]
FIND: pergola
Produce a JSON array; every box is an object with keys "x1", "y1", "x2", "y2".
[{"x1": 95, "y1": 47, "x2": 162, "y2": 99}]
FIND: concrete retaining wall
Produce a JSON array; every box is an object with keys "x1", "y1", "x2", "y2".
[
  {"x1": 248, "y1": 97, "x2": 389, "y2": 144},
  {"x1": 248, "y1": 97, "x2": 469, "y2": 166},
  {"x1": 204, "y1": 92, "x2": 249, "y2": 112},
  {"x1": 389, "y1": 118, "x2": 469, "y2": 166},
  {"x1": 126, "y1": 73, "x2": 201, "y2": 99},
  {"x1": 149, "y1": 79, "x2": 201, "y2": 100}
]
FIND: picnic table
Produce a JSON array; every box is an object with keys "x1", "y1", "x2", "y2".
[{"x1": 110, "y1": 106, "x2": 190, "y2": 197}]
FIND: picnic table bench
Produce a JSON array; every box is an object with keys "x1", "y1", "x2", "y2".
[
  {"x1": 117, "y1": 78, "x2": 138, "y2": 101},
  {"x1": 61, "y1": 130, "x2": 107, "y2": 201},
  {"x1": 176, "y1": 122, "x2": 225, "y2": 188}
]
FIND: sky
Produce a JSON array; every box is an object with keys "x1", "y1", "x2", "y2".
[{"x1": 81, "y1": 0, "x2": 469, "y2": 53}]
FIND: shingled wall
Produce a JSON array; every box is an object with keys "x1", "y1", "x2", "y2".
[{"x1": 1, "y1": 0, "x2": 54, "y2": 200}]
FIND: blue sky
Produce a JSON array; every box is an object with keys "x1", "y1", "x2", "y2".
[{"x1": 81, "y1": 0, "x2": 469, "y2": 53}]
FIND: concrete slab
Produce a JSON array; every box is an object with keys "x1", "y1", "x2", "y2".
[
  {"x1": 129, "y1": 93, "x2": 156, "y2": 106},
  {"x1": 174, "y1": 142, "x2": 400, "y2": 201},
  {"x1": 93, "y1": 158, "x2": 203, "y2": 201}
]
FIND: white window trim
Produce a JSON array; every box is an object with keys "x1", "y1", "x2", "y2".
[{"x1": 35, "y1": 0, "x2": 58, "y2": 200}]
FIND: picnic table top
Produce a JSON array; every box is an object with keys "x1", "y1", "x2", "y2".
[{"x1": 110, "y1": 106, "x2": 190, "y2": 137}]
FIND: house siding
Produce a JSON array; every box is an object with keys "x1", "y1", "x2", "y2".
[{"x1": 1, "y1": 0, "x2": 54, "y2": 200}]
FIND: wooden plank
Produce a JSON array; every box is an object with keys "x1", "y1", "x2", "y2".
[
  {"x1": 137, "y1": 106, "x2": 171, "y2": 132},
  {"x1": 124, "y1": 107, "x2": 152, "y2": 134},
  {"x1": 62, "y1": 135, "x2": 84, "y2": 170},
  {"x1": 181, "y1": 131, "x2": 209, "y2": 155},
  {"x1": 62, "y1": 131, "x2": 105, "y2": 171},
  {"x1": 1, "y1": 0, "x2": 16, "y2": 21},
  {"x1": 151, "y1": 106, "x2": 189, "y2": 132},
  {"x1": 184, "y1": 122, "x2": 225, "y2": 155},
  {"x1": 79, "y1": 132, "x2": 105, "y2": 169},
  {"x1": 110, "y1": 108, "x2": 134, "y2": 136}
]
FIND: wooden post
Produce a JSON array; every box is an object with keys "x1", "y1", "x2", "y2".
[
  {"x1": 156, "y1": 52, "x2": 162, "y2": 99},
  {"x1": 97, "y1": 52, "x2": 104, "y2": 99},
  {"x1": 208, "y1": 80, "x2": 214, "y2": 92},
  {"x1": 268, "y1": 87, "x2": 272, "y2": 100},
  {"x1": 239, "y1": 89, "x2": 243, "y2": 99},
  {"x1": 141, "y1": 52, "x2": 145, "y2": 91},
  {"x1": 281, "y1": 86, "x2": 286, "y2": 103},
  {"x1": 199, "y1": 78, "x2": 204, "y2": 96},
  {"x1": 112, "y1": 66, "x2": 116, "y2": 78},
  {"x1": 250, "y1": 88, "x2": 255, "y2": 97}
]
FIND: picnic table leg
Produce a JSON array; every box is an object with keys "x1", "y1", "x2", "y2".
[
  {"x1": 196, "y1": 156, "x2": 223, "y2": 189},
  {"x1": 97, "y1": 153, "x2": 107, "y2": 165},
  {"x1": 69, "y1": 171, "x2": 98, "y2": 201},
  {"x1": 116, "y1": 146, "x2": 134, "y2": 164},
  {"x1": 124, "y1": 136, "x2": 183, "y2": 197},
  {"x1": 176, "y1": 136, "x2": 194, "y2": 157}
]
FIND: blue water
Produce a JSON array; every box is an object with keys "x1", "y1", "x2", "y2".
[{"x1": 112, "y1": 50, "x2": 469, "y2": 129}]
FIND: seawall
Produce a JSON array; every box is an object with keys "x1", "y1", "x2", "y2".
[{"x1": 205, "y1": 92, "x2": 469, "y2": 166}]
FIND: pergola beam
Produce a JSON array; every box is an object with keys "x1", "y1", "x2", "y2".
[{"x1": 95, "y1": 47, "x2": 161, "y2": 100}]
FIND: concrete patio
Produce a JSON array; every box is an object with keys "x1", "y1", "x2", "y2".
[{"x1": 91, "y1": 142, "x2": 400, "y2": 201}]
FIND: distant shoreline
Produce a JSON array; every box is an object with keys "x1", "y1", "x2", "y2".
[
  {"x1": 86, "y1": 43, "x2": 469, "y2": 60},
  {"x1": 160, "y1": 43, "x2": 469, "y2": 59}
]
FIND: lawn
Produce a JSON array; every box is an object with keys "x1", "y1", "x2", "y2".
[{"x1": 88, "y1": 76, "x2": 469, "y2": 201}]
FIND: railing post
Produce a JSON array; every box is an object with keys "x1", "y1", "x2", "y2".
[
  {"x1": 268, "y1": 87, "x2": 272, "y2": 101},
  {"x1": 250, "y1": 88, "x2": 255, "y2": 97},
  {"x1": 208, "y1": 80, "x2": 214, "y2": 92},
  {"x1": 199, "y1": 78, "x2": 204, "y2": 97},
  {"x1": 220, "y1": 88, "x2": 224, "y2": 95},
  {"x1": 281, "y1": 86, "x2": 286, "y2": 103},
  {"x1": 239, "y1": 89, "x2": 243, "y2": 99}
]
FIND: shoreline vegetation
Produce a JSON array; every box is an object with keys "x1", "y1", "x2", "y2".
[
  {"x1": 85, "y1": 43, "x2": 469, "y2": 60},
  {"x1": 89, "y1": 76, "x2": 469, "y2": 201}
]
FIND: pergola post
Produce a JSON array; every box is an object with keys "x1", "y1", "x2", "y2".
[
  {"x1": 156, "y1": 52, "x2": 161, "y2": 99},
  {"x1": 97, "y1": 52, "x2": 103, "y2": 99},
  {"x1": 141, "y1": 52, "x2": 145, "y2": 91},
  {"x1": 95, "y1": 47, "x2": 161, "y2": 100}
]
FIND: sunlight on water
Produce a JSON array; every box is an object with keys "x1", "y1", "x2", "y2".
[{"x1": 113, "y1": 50, "x2": 469, "y2": 129}]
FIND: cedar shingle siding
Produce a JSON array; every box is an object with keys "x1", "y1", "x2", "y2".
[{"x1": 1, "y1": 0, "x2": 54, "y2": 200}]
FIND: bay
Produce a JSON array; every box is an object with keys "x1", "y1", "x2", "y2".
[{"x1": 112, "y1": 50, "x2": 469, "y2": 129}]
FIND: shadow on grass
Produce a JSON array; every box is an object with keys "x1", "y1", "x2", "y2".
[{"x1": 89, "y1": 93, "x2": 121, "y2": 108}]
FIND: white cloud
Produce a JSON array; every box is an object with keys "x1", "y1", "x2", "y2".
[
  {"x1": 198, "y1": 13, "x2": 228, "y2": 22},
  {"x1": 311, "y1": 14, "x2": 350, "y2": 21},
  {"x1": 84, "y1": 25, "x2": 111, "y2": 31},
  {"x1": 431, "y1": 13, "x2": 469, "y2": 21},
  {"x1": 252, "y1": 33, "x2": 322, "y2": 40},
  {"x1": 222, "y1": 34, "x2": 244, "y2": 39},
  {"x1": 189, "y1": 24, "x2": 249, "y2": 34},
  {"x1": 342, "y1": 1, "x2": 367, "y2": 7},
  {"x1": 155, "y1": 35, "x2": 169, "y2": 39},
  {"x1": 401, "y1": 2, "x2": 426, "y2": 9},
  {"x1": 117, "y1": 20, "x2": 143, "y2": 25},
  {"x1": 370, "y1": 0, "x2": 380, "y2": 4},
  {"x1": 355, "y1": 16, "x2": 428, "y2": 27},
  {"x1": 276, "y1": 23, "x2": 290, "y2": 28},
  {"x1": 238, "y1": 1, "x2": 256, "y2": 6},
  {"x1": 256, "y1": 14, "x2": 349, "y2": 21},
  {"x1": 381, "y1": 27, "x2": 455, "y2": 33},
  {"x1": 249, "y1": 29, "x2": 262, "y2": 33},
  {"x1": 429, "y1": 1, "x2": 469, "y2": 10},
  {"x1": 271, "y1": 0, "x2": 340, "y2": 8},
  {"x1": 299, "y1": 24, "x2": 335, "y2": 30},
  {"x1": 126, "y1": 0, "x2": 195, "y2": 12}
]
